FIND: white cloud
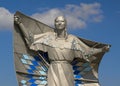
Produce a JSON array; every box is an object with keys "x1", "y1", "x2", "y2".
[
  {"x1": 0, "y1": 2, "x2": 103, "y2": 30},
  {"x1": 32, "y1": 2, "x2": 103, "y2": 29},
  {"x1": 0, "y1": 7, "x2": 13, "y2": 30},
  {"x1": 32, "y1": 8, "x2": 64, "y2": 27}
]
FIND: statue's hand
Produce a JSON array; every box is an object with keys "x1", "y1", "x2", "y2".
[
  {"x1": 102, "y1": 45, "x2": 110, "y2": 52},
  {"x1": 14, "y1": 16, "x2": 21, "y2": 24}
]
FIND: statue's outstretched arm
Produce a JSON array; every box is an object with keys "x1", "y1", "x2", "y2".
[
  {"x1": 14, "y1": 16, "x2": 33, "y2": 46},
  {"x1": 74, "y1": 37, "x2": 110, "y2": 62},
  {"x1": 82, "y1": 46, "x2": 109, "y2": 62},
  {"x1": 87, "y1": 45, "x2": 110, "y2": 56}
]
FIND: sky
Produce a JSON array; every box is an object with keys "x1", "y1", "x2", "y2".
[{"x1": 0, "y1": 0, "x2": 120, "y2": 86}]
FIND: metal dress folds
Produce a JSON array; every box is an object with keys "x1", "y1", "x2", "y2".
[{"x1": 14, "y1": 11, "x2": 110, "y2": 86}]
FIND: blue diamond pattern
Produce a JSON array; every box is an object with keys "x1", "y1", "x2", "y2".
[
  {"x1": 32, "y1": 61, "x2": 39, "y2": 66},
  {"x1": 23, "y1": 54, "x2": 31, "y2": 60},
  {"x1": 21, "y1": 59, "x2": 27, "y2": 64},
  {"x1": 30, "y1": 84, "x2": 37, "y2": 86},
  {"x1": 29, "y1": 79, "x2": 36, "y2": 83},
  {"x1": 29, "y1": 65, "x2": 36, "y2": 70},
  {"x1": 20, "y1": 53, "x2": 93, "y2": 86},
  {"x1": 40, "y1": 80, "x2": 47, "y2": 85},
  {"x1": 27, "y1": 69, "x2": 34, "y2": 73},
  {"x1": 21, "y1": 80, "x2": 27, "y2": 84},
  {"x1": 75, "y1": 75, "x2": 81, "y2": 79}
]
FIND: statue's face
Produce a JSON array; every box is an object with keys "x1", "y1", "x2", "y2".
[{"x1": 55, "y1": 16, "x2": 66, "y2": 30}]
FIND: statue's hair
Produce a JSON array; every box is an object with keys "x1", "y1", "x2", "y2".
[{"x1": 54, "y1": 16, "x2": 67, "y2": 23}]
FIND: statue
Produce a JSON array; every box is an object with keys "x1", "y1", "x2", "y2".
[{"x1": 14, "y1": 11, "x2": 110, "y2": 86}]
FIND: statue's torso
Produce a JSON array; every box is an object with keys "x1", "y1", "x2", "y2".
[
  {"x1": 47, "y1": 42, "x2": 75, "y2": 62},
  {"x1": 32, "y1": 32, "x2": 83, "y2": 62}
]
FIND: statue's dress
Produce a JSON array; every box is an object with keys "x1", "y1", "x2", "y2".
[{"x1": 29, "y1": 32, "x2": 97, "y2": 86}]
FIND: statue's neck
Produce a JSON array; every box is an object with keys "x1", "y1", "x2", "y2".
[{"x1": 57, "y1": 29, "x2": 66, "y2": 38}]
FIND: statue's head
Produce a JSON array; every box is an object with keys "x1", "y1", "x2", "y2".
[{"x1": 54, "y1": 16, "x2": 67, "y2": 30}]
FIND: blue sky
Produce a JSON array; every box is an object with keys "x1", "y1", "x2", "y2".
[{"x1": 0, "y1": 0, "x2": 120, "y2": 86}]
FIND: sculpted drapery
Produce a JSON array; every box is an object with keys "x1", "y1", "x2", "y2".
[{"x1": 14, "y1": 11, "x2": 110, "y2": 86}]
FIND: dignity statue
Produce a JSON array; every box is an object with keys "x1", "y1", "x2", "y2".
[{"x1": 14, "y1": 11, "x2": 110, "y2": 86}]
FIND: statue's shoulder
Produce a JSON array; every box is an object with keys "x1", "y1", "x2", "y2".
[
  {"x1": 40, "y1": 31, "x2": 54, "y2": 35},
  {"x1": 34, "y1": 31, "x2": 54, "y2": 38},
  {"x1": 67, "y1": 34, "x2": 84, "y2": 45},
  {"x1": 67, "y1": 34, "x2": 79, "y2": 41}
]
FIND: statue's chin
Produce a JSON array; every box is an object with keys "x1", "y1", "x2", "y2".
[{"x1": 56, "y1": 27, "x2": 65, "y2": 30}]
